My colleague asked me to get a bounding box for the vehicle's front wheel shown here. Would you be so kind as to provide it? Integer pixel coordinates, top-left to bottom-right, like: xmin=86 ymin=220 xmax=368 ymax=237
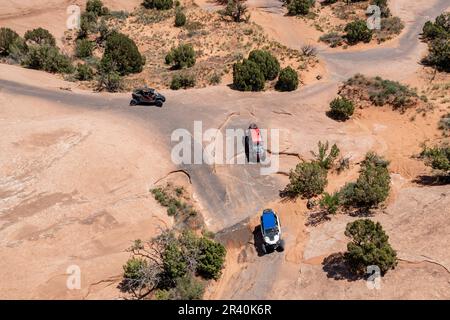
xmin=130 ymin=99 xmax=137 ymax=106
xmin=155 ymin=100 xmax=163 ymax=107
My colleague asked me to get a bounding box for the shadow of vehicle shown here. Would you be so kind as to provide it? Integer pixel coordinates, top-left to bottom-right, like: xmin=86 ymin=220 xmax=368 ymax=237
xmin=244 ymin=135 xmax=250 ymax=163
xmin=413 ymin=175 xmax=450 ymax=186
xmin=252 ymin=226 xmax=267 ymax=257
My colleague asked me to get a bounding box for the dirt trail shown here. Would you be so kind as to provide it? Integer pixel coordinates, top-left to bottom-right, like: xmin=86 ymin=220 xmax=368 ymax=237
xmin=206 ymin=199 xmax=308 ymax=299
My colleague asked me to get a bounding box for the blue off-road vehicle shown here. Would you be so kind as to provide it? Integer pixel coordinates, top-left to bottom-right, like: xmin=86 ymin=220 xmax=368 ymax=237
xmin=260 ymin=209 xmax=284 ymax=254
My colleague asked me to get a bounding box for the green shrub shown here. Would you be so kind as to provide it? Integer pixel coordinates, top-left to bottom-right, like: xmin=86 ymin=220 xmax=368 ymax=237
xmin=163 ymin=241 xmax=188 ymax=279
xmin=97 ymin=18 xmax=112 ymax=43
xmin=78 ymin=11 xmax=98 ymax=38
xmin=170 ymin=73 xmax=196 ymax=89
xmin=155 ymin=275 xmax=204 ymax=300
xmin=7 ymin=36 xmax=28 ymax=63
xmin=166 ymin=203 xmax=176 ymax=216
xmin=328 ymin=97 xmax=354 ymax=120
xmin=340 ymin=152 xmax=391 ymax=208
xmin=75 ymin=63 xmax=94 ymax=80
xmin=232 ymin=59 xmax=265 ymax=91
xmin=424 ymin=38 xmax=450 ymax=72
xmin=97 ymin=57 xmax=123 ymax=91
xmin=369 ymin=78 xmax=417 ymax=108
xmin=197 ymin=237 xmax=226 ymax=280
xmin=422 ymin=12 xmax=449 ymax=40
xmin=311 ymin=140 xmax=340 ymax=170
xmin=343 ymin=74 xmax=418 ymax=110
xmin=171 ymin=275 xmax=205 ymax=300
xmin=165 ymin=43 xmax=196 ymax=69
xmin=380 ymin=16 xmax=404 ymax=36
xmin=143 ymin=0 xmax=174 ymax=10
xmin=220 ymin=0 xmax=250 ymax=23
xmin=421 ymin=13 xmax=449 ymax=71
xmin=24 ymin=28 xmax=56 ymax=46
xmin=319 ymin=192 xmax=340 ymax=215
xmin=75 ymin=38 xmax=94 ymax=58
xmin=344 ymin=219 xmax=397 ymax=275
xmin=344 ymin=20 xmax=373 ymax=45
xmin=319 ymin=32 xmax=344 ymax=47
xmin=23 ymin=45 xmax=74 ymax=73
xmin=286 ymin=161 xmax=328 ymax=198
xmin=102 ymin=31 xmax=145 ymax=75
xmin=97 ymin=70 xmax=122 ymax=91
xmin=275 ymin=66 xmax=299 ymax=91
xmin=175 ymin=10 xmax=186 ymax=27
xmin=123 ymin=257 xmax=148 ymax=281
xmin=154 ymin=289 xmax=172 ymax=300
xmin=0 ymin=27 xmax=20 ymax=56
xmin=209 ymin=72 xmax=222 ymax=85
xmin=376 ymin=17 xmax=405 ymax=43
xmin=422 ymin=21 xmax=444 ymax=40
xmin=248 ymin=49 xmax=279 ymax=80
xmin=123 ymin=230 xmax=226 ymax=300
xmin=86 ymin=0 xmax=109 ymax=16
xmin=421 ymin=144 xmax=450 ymax=173
xmin=434 ymin=12 xmax=450 ymax=31
xmin=287 ymin=0 xmax=315 ymax=16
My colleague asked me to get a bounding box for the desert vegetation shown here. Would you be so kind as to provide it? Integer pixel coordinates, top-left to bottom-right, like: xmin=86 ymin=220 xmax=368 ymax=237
xmin=339 ymin=152 xmax=391 ymax=209
xmin=420 ymin=144 xmax=450 ymax=177
xmin=120 ymin=183 xmax=226 ymax=300
xmin=275 ymin=66 xmax=299 ymax=91
xmin=165 ymin=43 xmax=196 ymax=69
xmin=287 ymin=0 xmax=316 ymax=16
xmin=0 ymin=26 xmax=73 ymax=74
xmin=121 ymin=229 xmax=226 ymax=299
xmin=334 ymin=74 xmax=424 ymax=114
xmin=219 ymin=0 xmax=250 ymax=23
xmin=143 ymin=0 xmax=174 ymax=10
xmin=233 ymin=49 xmax=300 ymax=91
xmin=0 ymin=1 xmax=149 ymax=91
xmin=0 ymin=0 xmax=321 ymax=91
xmin=327 ymin=97 xmax=354 ymax=120
xmin=151 ymin=183 xmax=203 ymax=229
xmin=344 ymin=19 xmax=372 ymax=44
xmin=344 ymin=219 xmax=397 ymax=275
xmin=305 ymin=150 xmax=391 ymax=224
xmin=309 ymin=0 xmax=404 ymax=47
xmin=421 ymin=12 xmax=449 ymax=72
xmin=284 ymin=141 xmax=340 ymax=198
xmin=327 ymin=74 xmax=426 ymax=121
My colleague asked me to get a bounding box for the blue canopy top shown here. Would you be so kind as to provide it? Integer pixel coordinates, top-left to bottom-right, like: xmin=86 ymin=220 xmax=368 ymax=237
xmin=262 ymin=211 xmax=276 ymax=229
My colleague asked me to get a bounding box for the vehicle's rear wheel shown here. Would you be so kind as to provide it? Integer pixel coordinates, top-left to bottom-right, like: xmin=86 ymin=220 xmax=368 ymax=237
xmin=130 ymin=99 xmax=137 ymax=106
xmin=277 ymin=240 xmax=285 ymax=252
xmin=262 ymin=244 xmax=267 ymax=254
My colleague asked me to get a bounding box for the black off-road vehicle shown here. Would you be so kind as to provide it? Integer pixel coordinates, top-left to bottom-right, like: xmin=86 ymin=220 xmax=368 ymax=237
xmin=130 ymin=87 xmax=166 ymax=107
